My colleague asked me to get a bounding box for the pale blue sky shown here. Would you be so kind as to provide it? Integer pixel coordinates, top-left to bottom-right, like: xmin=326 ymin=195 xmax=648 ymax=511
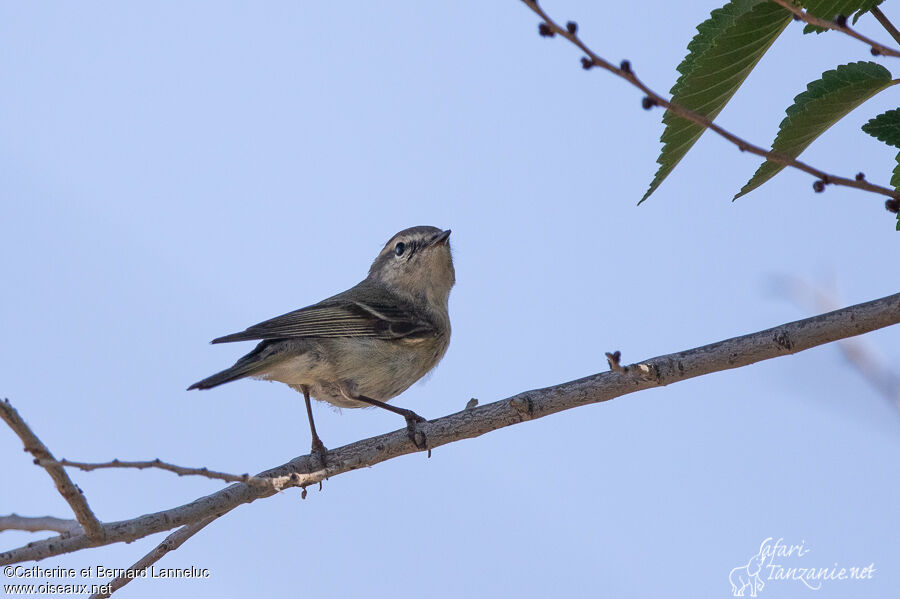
xmin=2 ymin=2 xmax=899 ymax=598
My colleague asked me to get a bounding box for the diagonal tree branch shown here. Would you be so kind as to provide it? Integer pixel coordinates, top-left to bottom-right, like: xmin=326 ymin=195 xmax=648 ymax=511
xmin=3 ymin=291 xmax=898 ymax=567
xmin=0 ymin=400 xmax=105 ymax=541
xmin=769 ymin=0 xmax=900 ymax=58
xmin=871 ymin=6 xmax=900 ymax=47
xmin=521 ymin=0 xmax=900 ymax=202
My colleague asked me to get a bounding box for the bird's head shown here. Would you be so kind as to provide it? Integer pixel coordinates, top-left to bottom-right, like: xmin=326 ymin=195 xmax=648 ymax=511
xmin=368 ymin=226 xmax=455 ymax=308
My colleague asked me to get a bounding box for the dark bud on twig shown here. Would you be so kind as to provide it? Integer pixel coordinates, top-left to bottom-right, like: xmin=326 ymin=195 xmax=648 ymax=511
xmin=855 ymin=172 xmax=866 ymax=181
xmin=872 ymin=47 xmax=882 ymax=56
xmin=620 ymin=59 xmax=632 ymax=74
xmin=835 ymin=14 xmax=847 ymax=27
xmin=886 ymin=199 xmax=900 ymax=213
xmin=581 ymin=56 xmax=594 ymax=70
xmin=813 ymin=180 xmax=826 ymax=193
xmin=792 ymin=14 xmax=801 ymax=21
xmin=538 ymin=23 xmax=554 ymax=37
xmin=641 ymin=96 xmax=657 ymax=110
xmin=566 ymin=21 xmax=578 ymax=34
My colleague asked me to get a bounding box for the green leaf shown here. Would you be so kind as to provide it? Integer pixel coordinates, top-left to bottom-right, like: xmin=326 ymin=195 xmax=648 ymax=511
xmin=862 ymin=108 xmax=900 ymax=147
xmin=735 ymin=61 xmax=894 ymax=200
xmin=642 ymin=0 xmax=791 ymax=203
xmin=851 ymin=0 xmax=885 ymax=24
xmin=862 ymin=111 xmax=900 ymax=230
xmin=800 ymin=0 xmax=884 ymax=33
xmin=891 ymin=152 xmax=900 ymax=231
xmin=876 ymin=149 xmax=900 ymax=231
xmin=892 ymin=151 xmax=900 ymax=188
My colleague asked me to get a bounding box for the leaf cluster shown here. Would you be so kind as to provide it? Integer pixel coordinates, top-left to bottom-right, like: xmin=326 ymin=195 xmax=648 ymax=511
xmin=643 ymin=0 xmax=900 ymax=228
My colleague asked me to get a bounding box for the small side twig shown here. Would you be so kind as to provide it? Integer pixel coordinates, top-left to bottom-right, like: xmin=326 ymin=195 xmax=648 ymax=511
xmin=871 ymin=6 xmax=900 ymax=47
xmin=0 ymin=399 xmax=105 ymax=541
xmin=521 ymin=1 xmax=900 ymax=202
xmin=41 ymin=458 xmax=268 ymax=486
xmin=0 ymin=514 xmax=81 ymax=535
xmin=605 ymin=351 xmax=629 ymax=373
xmin=769 ymin=0 xmax=900 ymax=57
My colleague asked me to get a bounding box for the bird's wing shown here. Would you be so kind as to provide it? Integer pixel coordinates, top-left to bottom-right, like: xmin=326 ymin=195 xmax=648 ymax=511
xmin=211 ymin=299 xmax=436 ymax=344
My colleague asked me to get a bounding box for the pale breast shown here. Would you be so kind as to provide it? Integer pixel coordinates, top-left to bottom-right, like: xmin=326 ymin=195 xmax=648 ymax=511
xmin=253 ymin=334 xmax=450 ymax=409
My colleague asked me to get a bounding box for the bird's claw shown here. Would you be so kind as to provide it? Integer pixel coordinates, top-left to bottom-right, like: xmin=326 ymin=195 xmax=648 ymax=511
xmin=403 ymin=412 xmax=428 ymax=450
xmin=310 ymin=437 xmax=328 ymax=468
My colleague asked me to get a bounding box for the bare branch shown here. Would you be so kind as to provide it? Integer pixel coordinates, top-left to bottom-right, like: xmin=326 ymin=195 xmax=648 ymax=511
xmin=521 ymin=1 xmax=900 ymax=202
xmin=41 ymin=458 xmax=267 ymax=486
xmin=768 ymin=0 xmax=900 ymax=57
xmin=0 ymin=515 xmax=81 ymax=535
xmin=3 ymin=291 xmax=898 ymax=566
xmin=0 ymin=400 xmax=105 ymax=541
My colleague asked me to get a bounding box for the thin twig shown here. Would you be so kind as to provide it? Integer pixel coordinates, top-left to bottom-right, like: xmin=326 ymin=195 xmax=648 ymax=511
xmin=41 ymin=458 xmax=268 ymax=486
xmin=0 ymin=514 xmax=81 ymax=535
xmin=89 ymin=517 xmax=220 ymax=599
xmin=3 ymin=291 xmax=898 ymax=567
xmin=521 ymin=1 xmax=900 ymax=201
xmin=871 ymin=6 xmax=900 ymax=47
xmin=768 ymin=0 xmax=900 ymax=57
xmin=0 ymin=399 xmax=105 ymax=541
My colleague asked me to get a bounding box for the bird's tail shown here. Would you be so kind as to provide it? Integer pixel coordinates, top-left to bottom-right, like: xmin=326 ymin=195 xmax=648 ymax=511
xmin=187 ymin=342 xmax=271 ymax=390
xmin=187 ymin=366 xmax=251 ymax=390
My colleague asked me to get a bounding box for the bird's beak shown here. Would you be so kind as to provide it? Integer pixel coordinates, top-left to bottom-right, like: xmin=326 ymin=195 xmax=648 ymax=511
xmin=430 ymin=229 xmax=451 ymax=246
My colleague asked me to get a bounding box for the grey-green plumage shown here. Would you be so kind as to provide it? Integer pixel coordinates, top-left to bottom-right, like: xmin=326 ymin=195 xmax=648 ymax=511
xmin=188 ymin=226 xmax=454 ymax=439
xmin=207 ymin=281 xmax=437 ymax=344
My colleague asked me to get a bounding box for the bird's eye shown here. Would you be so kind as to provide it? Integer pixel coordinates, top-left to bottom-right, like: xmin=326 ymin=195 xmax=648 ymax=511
xmin=394 ymin=242 xmax=406 ymax=257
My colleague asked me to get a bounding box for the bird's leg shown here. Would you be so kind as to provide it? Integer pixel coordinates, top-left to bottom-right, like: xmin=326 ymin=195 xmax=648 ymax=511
xmin=302 ymin=386 xmax=328 ymax=466
xmin=353 ymin=395 xmax=428 ymax=450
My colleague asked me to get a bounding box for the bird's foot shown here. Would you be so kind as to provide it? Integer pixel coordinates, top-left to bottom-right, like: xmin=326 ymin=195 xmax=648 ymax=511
xmin=402 ymin=410 xmax=428 ymax=450
xmin=310 ymin=437 xmax=328 ymax=468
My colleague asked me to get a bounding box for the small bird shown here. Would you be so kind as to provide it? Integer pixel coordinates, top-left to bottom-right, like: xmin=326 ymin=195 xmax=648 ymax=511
xmin=188 ymin=226 xmax=454 ymax=457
